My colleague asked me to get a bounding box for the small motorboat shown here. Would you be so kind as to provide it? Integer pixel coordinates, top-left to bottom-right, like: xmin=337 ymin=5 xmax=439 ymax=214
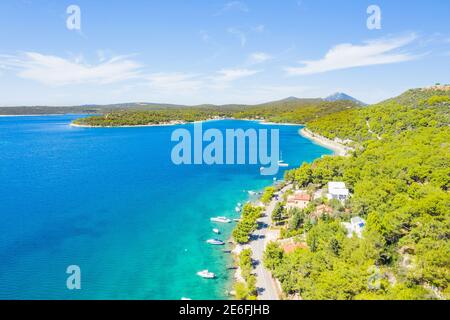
xmin=181 ymin=297 xmax=191 ymax=300
xmin=197 ymin=270 xmax=216 ymax=279
xmin=207 ymin=239 xmax=225 ymax=245
xmin=212 ymin=228 xmax=220 ymax=234
xmin=210 ymin=216 xmax=231 ymax=223
xmin=278 ymin=161 xmax=289 ymax=167
xmin=235 ymin=206 xmax=241 ymax=213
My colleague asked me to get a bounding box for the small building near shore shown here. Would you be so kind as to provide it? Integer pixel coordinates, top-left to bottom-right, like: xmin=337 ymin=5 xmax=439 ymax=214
xmin=327 ymin=182 xmax=350 ymax=202
xmin=342 ymin=217 xmax=366 ymax=238
xmin=286 ymin=191 xmax=311 ymax=211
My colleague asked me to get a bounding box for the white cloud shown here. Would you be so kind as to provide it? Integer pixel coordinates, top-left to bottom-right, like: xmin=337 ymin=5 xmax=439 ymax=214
xmin=249 ymin=52 xmax=272 ymax=64
xmin=0 ymin=52 xmax=142 ymax=86
xmin=286 ymin=34 xmax=418 ymax=75
xmin=214 ymin=68 xmax=261 ymax=82
xmin=215 ymin=1 xmax=248 ymax=15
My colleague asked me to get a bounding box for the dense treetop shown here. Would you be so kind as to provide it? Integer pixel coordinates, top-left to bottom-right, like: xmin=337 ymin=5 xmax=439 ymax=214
xmin=267 ymin=89 xmax=449 ymax=300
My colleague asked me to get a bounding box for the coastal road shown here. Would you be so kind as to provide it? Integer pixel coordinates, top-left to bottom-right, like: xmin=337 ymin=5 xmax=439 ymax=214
xmin=250 ymin=184 xmax=292 ymax=300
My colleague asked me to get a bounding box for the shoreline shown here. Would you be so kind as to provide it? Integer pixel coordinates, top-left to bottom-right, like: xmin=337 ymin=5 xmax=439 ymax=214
xmin=71 ymin=118 xmax=305 ymax=128
xmin=299 ymin=128 xmax=352 ymax=157
xmin=229 ymin=128 xmax=348 ymax=300
xmin=70 ymin=121 xmax=187 ymax=128
xmin=70 ymin=118 xmax=229 ymax=128
xmin=258 ymin=121 xmax=303 ymax=126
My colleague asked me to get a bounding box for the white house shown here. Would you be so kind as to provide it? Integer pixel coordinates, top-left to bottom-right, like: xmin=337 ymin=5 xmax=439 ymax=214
xmin=327 ymin=182 xmax=349 ymax=202
xmin=342 ymin=217 xmax=366 ymax=238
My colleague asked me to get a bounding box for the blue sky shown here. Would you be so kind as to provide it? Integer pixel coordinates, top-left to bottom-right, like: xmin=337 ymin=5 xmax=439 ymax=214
xmin=0 ymin=0 xmax=449 ymax=106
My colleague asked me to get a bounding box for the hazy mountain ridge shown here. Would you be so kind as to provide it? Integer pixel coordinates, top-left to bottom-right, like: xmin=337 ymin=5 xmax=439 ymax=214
xmin=325 ymin=92 xmax=366 ymax=105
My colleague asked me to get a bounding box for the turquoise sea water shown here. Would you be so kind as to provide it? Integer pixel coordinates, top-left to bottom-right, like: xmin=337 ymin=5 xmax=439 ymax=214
xmin=0 ymin=115 xmax=332 ymax=300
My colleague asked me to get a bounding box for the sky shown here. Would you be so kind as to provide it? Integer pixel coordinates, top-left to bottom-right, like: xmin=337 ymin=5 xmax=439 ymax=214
xmin=0 ymin=0 xmax=449 ymax=106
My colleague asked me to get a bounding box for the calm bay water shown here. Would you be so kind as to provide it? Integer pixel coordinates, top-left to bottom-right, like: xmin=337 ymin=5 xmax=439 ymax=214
xmin=0 ymin=115 xmax=332 ymax=300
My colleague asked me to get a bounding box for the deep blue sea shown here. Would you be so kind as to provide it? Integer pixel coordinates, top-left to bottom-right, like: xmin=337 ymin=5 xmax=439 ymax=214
xmin=0 ymin=115 xmax=332 ymax=300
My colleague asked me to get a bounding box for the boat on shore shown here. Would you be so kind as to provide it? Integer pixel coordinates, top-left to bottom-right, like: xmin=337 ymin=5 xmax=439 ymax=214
xmin=210 ymin=216 xmax=231 ymax=223
xmin=197 ymin=270 xmax=216 ymax=279
xmin=206 ymin=239 xmax=225 ymax=245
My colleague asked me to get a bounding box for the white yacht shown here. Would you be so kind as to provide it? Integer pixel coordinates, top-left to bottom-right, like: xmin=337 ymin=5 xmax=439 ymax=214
xmin=197 ymin=270 xmax=216 ymax=279
xmin=206 ymin=239 xmax=225 ymax=245
xmin=210 ymin=216 xmax=231 ymax=223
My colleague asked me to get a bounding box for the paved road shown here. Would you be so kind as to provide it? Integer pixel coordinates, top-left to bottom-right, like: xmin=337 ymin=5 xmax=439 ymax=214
xmin=250 ymin=184 xmax=292 ymax=300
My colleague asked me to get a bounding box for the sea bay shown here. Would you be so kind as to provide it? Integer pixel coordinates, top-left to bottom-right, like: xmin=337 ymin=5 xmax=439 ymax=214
xmin=0 ymin=115 xmax=332 ymax=299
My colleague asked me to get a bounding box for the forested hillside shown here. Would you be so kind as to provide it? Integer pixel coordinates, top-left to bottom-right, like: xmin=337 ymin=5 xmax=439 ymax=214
xmin=264 ymin=89 xmax=450 ymax=300
xmin=72 ymin=99 xmax=360 ymax=127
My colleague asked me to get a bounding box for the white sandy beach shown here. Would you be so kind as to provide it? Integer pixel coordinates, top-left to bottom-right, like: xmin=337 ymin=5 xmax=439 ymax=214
xmin=69 ymin=120 xmax=187 ymax=128
xmin=70 ymin=117 xmax=232 ymax=128
xmin=299 ymin=128 xmax=353 ymax=156
xmin=258 ymin=121 xmax=302 ymax=126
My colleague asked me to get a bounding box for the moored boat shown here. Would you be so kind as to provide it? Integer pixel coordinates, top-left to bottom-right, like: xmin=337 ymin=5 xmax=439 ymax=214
xmin=197 ymin=270 xmax=216 ymax=279
xmin=206 ymin=239 xmax=225 ymax=245
xmin=210 ymin=216 xmax=231 ymax=223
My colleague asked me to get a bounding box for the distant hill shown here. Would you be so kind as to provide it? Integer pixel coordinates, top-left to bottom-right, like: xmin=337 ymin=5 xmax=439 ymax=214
xmin=0 ymin=96 xmax=354 ymax=116
xmin=325 ymin=92 xmax=366 ymax=105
